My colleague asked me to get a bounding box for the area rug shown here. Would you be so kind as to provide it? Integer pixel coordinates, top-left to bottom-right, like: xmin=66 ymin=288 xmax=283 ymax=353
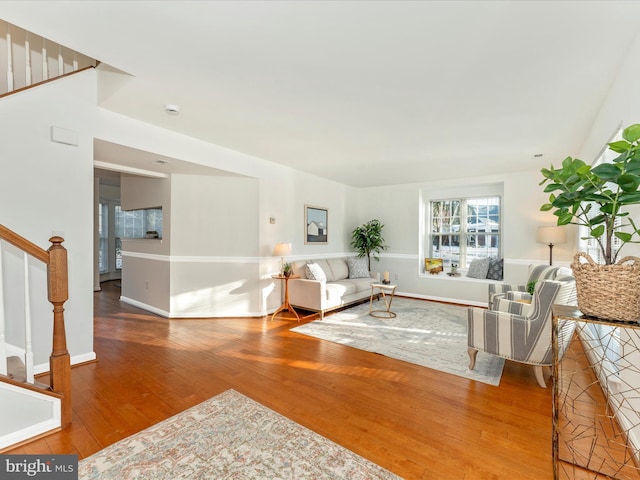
xmin=291 ymin=298 xmax=504 ymax=386
xmin=78 ymin=389 xmax=400 ymax=479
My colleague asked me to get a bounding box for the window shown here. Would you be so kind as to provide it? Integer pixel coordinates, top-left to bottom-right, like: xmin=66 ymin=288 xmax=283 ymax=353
xmin=98 ymin=202 xmax=109 ymax=273
xmin=430 ymin=196 xmax=501 ymax=267
xmin=115 ymin=206 xmax=163 ymax=240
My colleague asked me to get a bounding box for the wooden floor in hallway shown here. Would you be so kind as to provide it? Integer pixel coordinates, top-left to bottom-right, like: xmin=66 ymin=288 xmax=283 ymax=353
xmin=7 ymin=281 xmax=555 ymax=479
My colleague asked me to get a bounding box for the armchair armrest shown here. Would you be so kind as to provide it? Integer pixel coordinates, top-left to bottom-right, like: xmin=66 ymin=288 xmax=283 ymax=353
xmin=493 ymin=297 xmax=532 ymax=316
xmin=488 ymin=283 xmax=526 ymax=309
xmin=468 ymin=307 xmax=537 ymax=361
xmin=505 ymin=291 xmax=532 ymax=301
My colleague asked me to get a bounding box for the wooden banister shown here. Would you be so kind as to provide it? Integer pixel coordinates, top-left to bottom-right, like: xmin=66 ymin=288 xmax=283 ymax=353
xmin=0 ymin=225 xmax=49 ymax=264
xmin=0 ymin=225 xmax=71 ymax=427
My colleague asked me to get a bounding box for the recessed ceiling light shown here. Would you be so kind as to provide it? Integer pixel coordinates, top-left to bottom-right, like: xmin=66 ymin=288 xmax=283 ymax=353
xmin=153 ymin=159 xmax=170 ymax=165
xmin=534 ymin=153 xmax=543 ymax=158
xmin=164 ymin=104 xmax=180 ymax=115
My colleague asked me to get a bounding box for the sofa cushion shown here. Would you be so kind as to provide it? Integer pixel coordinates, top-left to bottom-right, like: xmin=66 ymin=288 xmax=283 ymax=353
xmin=467 ymin=257 xmax=490 ymax=279
xmin=305 ymin=263 xmax=327 ymax=282
xmin=315 ymin=259 xmax=334 ymax=281
xmin=326 ymin=281 xmax=357 ymax=299
xmin=327 ymin=258 xmax=349 ymax=281
xmin=347 ymin=257 xmax=370 ymax=279
xmin=351 ymin=277 xmax=376 ymax=293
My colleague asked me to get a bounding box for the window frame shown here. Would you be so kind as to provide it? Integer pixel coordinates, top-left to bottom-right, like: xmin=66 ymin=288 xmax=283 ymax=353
xmin=428 ymin=195 xmax=502 ymax=269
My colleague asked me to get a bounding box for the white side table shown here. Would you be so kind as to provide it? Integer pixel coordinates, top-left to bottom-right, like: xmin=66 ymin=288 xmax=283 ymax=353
xmin=369 ymin=283 xmax=397 ymax=318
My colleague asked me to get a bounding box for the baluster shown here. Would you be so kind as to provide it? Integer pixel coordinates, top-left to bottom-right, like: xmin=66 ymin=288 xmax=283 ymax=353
xmin=73 ymin=52 xmax=78 ymax=71
xmin=6 ymin=24 xmax=13 ymax=91
xmin=0 ymin=243 xmax=6 ymax=376
xmin=23 ymin=252 xmax=34 ymax=383
xmin=42 ymin=38 xmax=48 ymax=80
xmin=57 ymin=45 xmax=63 ymax=76
xmin=25 ymin=31 xmax=32 ymax=86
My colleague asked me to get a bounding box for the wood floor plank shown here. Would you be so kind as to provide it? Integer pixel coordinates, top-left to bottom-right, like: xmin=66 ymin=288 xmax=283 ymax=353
xmin=6 ymin=281 xmax=556 ymax=479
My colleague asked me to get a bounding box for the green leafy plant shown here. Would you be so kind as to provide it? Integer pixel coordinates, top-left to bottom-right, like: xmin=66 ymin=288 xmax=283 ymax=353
xmin=282 ymin=262 xmax=292 ymax=277
xmin=540 ymin=124 xmax=640 ymax=265
xmin=527 ymin=280 xmax=537 ymax=295
xmin=350 ymin=219 xmax=389 ymax=271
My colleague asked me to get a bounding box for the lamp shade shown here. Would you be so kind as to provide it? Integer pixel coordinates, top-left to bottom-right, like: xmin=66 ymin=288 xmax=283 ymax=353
xmin=536 ymin=226 xmax=567 ymax=245
xmin=273 ymin=243 xmax=292 ymax=257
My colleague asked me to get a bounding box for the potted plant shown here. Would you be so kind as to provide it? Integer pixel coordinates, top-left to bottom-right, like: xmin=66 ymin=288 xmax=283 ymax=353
xmin=350 ymin=219 xmax=389 ymax=271
xmin=282 ymin=262 xmax=293 ymax=278
xmin=539 ymin=123 xmax=640 ymax=320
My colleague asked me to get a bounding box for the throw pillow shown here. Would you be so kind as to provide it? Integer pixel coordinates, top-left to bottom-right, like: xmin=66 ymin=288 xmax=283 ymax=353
xmin=466 ymin=257 xmax=490 ymax=279
xmin=305 ymin=263 xmax=327 ymax=282
xmin=486 ymin=258 xmax=504 ymax=280
xmin=347 ymin=257 xmax=370 ymax=279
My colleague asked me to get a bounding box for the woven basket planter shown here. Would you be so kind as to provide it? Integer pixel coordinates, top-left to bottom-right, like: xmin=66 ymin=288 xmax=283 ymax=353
xmin=571 ymin=252 xmax=640 ymax=321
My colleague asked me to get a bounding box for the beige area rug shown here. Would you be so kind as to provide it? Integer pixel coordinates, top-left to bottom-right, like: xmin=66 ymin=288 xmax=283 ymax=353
xmin=79 ymin=389 xmax=400 ymax=479
xmin=292 ymin=297 xmax=505 ymax=386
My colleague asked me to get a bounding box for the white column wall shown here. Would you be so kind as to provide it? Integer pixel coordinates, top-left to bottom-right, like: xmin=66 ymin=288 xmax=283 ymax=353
xmin=0 ymin=69 xmax=96 ymax=368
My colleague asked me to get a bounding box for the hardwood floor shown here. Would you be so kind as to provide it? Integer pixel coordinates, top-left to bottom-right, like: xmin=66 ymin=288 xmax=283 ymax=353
xmin=7 ymin=281 xmax=554 ymax=479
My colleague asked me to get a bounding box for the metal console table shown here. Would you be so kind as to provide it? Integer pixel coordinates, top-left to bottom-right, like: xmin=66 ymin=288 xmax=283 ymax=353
xmin=552 ymin=305 xmax=640 ymax=480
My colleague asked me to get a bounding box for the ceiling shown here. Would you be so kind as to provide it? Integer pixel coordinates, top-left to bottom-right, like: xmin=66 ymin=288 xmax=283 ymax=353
xmin=3 ymin=1 xmax=640 ymax=187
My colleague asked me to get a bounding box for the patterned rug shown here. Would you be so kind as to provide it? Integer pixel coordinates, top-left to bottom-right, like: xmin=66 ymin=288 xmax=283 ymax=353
xmin=78 ymin=389 xmax=400 ymax=479
xmin=291 ymin=298 xmax=504 ymax=386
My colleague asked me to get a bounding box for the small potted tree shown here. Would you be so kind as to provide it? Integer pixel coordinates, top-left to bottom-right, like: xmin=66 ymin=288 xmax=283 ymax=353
xmin=539 ymin=123 xmax=640 ymax=320
xmin=350 ymin=219 xmax=388 ymax=271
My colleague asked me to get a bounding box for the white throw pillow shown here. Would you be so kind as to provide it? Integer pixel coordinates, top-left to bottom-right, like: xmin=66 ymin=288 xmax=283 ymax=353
xmin=305 ymin=263 xmax=327 ymax=282
xmin=347 ymin=257 xmax=370 ymax=279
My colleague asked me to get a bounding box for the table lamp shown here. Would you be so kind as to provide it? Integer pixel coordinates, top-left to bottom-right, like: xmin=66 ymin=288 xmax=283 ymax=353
xmin=273 ymin=243 xmax=292 ymax=274
xmin=536 ymin=226 xmax=566 ymax=265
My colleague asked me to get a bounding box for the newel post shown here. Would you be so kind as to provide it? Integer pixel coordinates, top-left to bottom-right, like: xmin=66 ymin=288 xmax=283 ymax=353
xmin=47 ymin=236 xmax=71 ymax=427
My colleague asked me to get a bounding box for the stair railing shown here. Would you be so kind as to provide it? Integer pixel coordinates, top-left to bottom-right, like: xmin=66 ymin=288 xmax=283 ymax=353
xmin=0 ymin=224 xmax=71 ymax=427
xmin=1 ymin=18 xmax=96 ymax=97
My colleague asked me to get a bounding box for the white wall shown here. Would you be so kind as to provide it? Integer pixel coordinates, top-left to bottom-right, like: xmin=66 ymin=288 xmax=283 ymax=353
xmin=92 ymin=103 xmax=356 ymax=317
xmin=0 ymin=70 xmax=96 ymax=368
xmin=169 ymin=174 xmax=261 ymax=317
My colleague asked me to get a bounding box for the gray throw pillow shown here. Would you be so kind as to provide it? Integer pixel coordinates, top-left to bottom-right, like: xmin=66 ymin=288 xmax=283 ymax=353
xmin=486 ymin=258 xmax=504 ymax=280
xmin=347 ymin=257 xmax=370 ymax=279
xmin=466 ymin=257 xmax=491 ymax=279
xmin=305 ymin=263 xmax=327 ymax=282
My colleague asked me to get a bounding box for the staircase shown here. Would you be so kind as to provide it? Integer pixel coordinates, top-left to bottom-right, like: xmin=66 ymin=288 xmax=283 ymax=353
xmin=1 ymin=18 xmax=96 ymax=97
xmin=0 ymin=225 xmax=71 ymax=451
xmin=0 ymin=19 xmax=96 ymax=450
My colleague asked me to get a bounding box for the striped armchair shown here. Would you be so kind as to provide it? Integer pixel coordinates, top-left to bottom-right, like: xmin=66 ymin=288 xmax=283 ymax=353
xmin=468 ymin=278 xmax=577 ymax=388
xmin=488 ymin=264 xmax=572 ymax=309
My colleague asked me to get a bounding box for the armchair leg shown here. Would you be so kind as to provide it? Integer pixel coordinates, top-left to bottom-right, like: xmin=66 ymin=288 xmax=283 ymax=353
xmin=468 ymin=348 xmax=478 ymax=370
xmin=533 ymin=365 xmax=547 ymax=388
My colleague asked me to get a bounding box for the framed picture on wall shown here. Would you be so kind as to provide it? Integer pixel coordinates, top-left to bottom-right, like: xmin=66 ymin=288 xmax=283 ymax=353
xmin=305 ymin=205 xmax=328 ymax=244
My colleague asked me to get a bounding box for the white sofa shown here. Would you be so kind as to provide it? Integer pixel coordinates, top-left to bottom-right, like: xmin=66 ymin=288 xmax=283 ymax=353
xmin=288 ymin=257 xmax=380 ymax=319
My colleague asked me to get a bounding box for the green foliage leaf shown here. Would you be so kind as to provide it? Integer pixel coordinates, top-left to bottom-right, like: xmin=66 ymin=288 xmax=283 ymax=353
xmin=617 ymin=174 xmax=640 ymax=192
xmin=540 ymin=203 xmax=553 ymax=212
xmin=618 ymin=192 xmax=640 ymax=204
xmin=557 ymin=213 xmax=573 ymax=225
xmin=623 ymin=124 xmax=640 ymax=143
xmin=590 ymin=225 xmax=605 ymax=237
xmin=616 ymin=231 xmax=633 ymax=242
xmin=608 ymin=140 xmax=632 ymax=153
xmin=592 ymin=163 xmax=621 ymax=179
